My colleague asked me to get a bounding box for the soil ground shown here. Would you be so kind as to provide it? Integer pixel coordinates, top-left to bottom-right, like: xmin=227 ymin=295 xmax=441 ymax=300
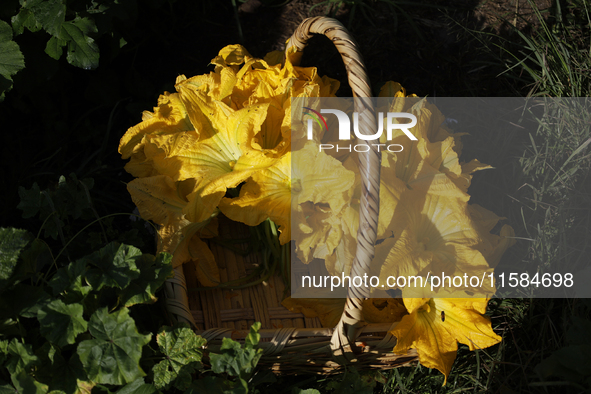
xmin=235 ymin=0 xmax=552 ymax=97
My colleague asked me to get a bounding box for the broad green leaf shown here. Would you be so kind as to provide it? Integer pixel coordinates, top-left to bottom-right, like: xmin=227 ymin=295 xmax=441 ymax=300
xmin=153 ymin=324 xmax=206 ymax=390
xmin=120 ymin=252 xmax=173 ymax=307
xmin=84 ymin=242 xmax=141 ymax=290
xmin=59 ymin=17 xmax=99 ymax=70
xmin=210 ymin=323 xmax=262 ymax=378
xmin=0 ymin=227 xmax=31 ymax=291
xmin=294 ymin=390 xmax=321 ymax=394
xmin=0 ymin=20 xmax=25 ymax=101
xmin=11 ymin=371 xmax=49 ymax=394
xmin=0 ymin=340 xmax=7 ymax=365
xmin=115 ymin=378 xmax=160 ymax=394
xmin=48 ymin=258 xmax=91 ymax=303
xmin=53 ymin=174 xmax=94 ymax=220
xmin=19 ymin=238 xmax=53 ymax=279
xmin=17 ymin=183 xmax=44 ymax=219
xmin=28 ymin=0 xmax=66 ymax=36
xmin=45 ymin=36 xmax=65 ymax=60
xmin=38 ymin=299 xmax=87 ymax=347
xmin=210 ymin=339 xmax=244 ymax=376
xmin=77 ymin=307 xmax=151 ymax=385
xmin=6 ymin=339 xmax=40 ymax=375
xmin=11 ymin=8 xmax=42 ymax=35
xmin=0 ymin=382 xmax=14 ymax=394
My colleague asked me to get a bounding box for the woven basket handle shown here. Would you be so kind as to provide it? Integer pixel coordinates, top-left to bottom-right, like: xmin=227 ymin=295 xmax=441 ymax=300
xmin=286 ymin=17 xmax=381 ymax=362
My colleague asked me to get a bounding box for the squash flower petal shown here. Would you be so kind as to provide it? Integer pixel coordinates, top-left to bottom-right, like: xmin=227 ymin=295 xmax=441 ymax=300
xmin=391 ymin=297 xmax=501 ymax=384
xmin=219 ymin=153 xmax=292 ymax=244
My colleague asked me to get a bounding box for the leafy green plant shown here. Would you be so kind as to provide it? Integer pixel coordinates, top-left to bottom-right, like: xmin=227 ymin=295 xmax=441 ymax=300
xmin=0 ymin=19 xmax=25 ymax=101
xmin=0 ymin=227 xmax=173 ymax=392
xmin=187 ymin=323 xmax=264 ymax=393
xmin=1 ymin=174 xmax=274 ymax=393
xmin=10 ymin=0 xmax=136 ymax=71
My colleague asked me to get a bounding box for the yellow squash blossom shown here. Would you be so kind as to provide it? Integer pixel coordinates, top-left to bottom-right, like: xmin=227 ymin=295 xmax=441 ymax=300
xmin=126 ymin=175 xmax=220 ymax=286
xmin=219 ymin=153 xmax=292 ymax=244
xmin=391 ymin=297 xmax=502 ymax=384
xmin=371 ymin=189 xmax=496 ymax=296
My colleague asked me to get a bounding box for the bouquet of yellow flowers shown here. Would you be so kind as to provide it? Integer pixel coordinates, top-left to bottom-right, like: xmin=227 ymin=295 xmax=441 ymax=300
xmin=119 ymin=35 xmax=514 ymax=381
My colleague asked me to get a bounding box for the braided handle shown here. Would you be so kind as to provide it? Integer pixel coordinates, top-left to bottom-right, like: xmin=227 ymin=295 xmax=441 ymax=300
xmin=286 ymin=17 xmax=382 ymax=362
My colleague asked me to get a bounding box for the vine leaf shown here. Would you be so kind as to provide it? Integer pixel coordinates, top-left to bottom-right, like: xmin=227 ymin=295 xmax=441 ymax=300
xmin=60 ymin=18 xmax=99 ymax=70
xmin=37 ymin=299 xmax=87 ymax=347
xmin=77 ymin=307 xmax=151 ymax=385
xmin=5 ymin=339 xmax=40 ymax=375
xmin=0 ymin=228 xmax=31 ymax=291
xmin=210 ymin=322 xmax=262 ymax=377
xmin=120 ymin=252 xmax=173 ymax=307
xmin=48 ymin=258 xmax=91 ymax=303
xmin=84 ymin=242 xmax=141 ymax=290
xmin=0 ymin=20 xmax=25 ymax=101
xmin=11 ymin=0 xmax=100 ymax=70
xmin=152 ymin=324 xmax=206 ymax=390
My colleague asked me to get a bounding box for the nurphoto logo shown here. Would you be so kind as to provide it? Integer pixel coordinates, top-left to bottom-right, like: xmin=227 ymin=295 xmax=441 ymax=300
xmin=303 ymin=106 xmax=418 ymax=152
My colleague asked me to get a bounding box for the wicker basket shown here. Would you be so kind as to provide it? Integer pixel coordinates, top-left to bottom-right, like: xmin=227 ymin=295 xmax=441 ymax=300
xmin=164 ymin=16 xmax=418 ymax=375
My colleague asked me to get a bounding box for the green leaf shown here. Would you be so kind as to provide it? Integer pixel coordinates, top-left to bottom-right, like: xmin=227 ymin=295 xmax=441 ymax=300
xmin=0 ymin=340 xmax=8 ymax=365
xmin=45 ymin=36 xmax=65 ymax=60
xmin=77 ymin=307 xmax=151 ymax=385
xmin=115 ymin=378 xmax=160 ymax=394
xmin=120 ymin=252 xmax=173 ymax=307
xmin=153 ymin=324 xmax=206 ymax=390
xmin=11 ymin=371 xmax=49 ymax=394
xmin=245 ymin=322 xmax=261 ymax=349
xmin=0 ymin=20 xmax=25 ymax=101
xmin=59 ymin=17 xmax=99 ymax=70
xmin=84 ymin=242 xmax=141 ymax=290
xmin=209 ymin=323 xmax=263 ymax=378
xmin=293 ymin=390 xmax=321 ymax=394
xmin=0 ymin=227 xmax=32 ymax=291
xmin=49 ymin=258 xmax=91 ymax=303
xmin=0 ymin=382 xmax=15 ymax=394
xmin=29 ymin=0 xmax=66 ymax=36
xmin=17 ymin=183 xmax=44 ymax=219
xmin=5 ymin=339 xmax=40 ymax=375
xmin=11 ymin=8 xmax=42 ymax=35
xmin=53 ymin=174 xmax=94 ymax=220
xmin=38 ymin=299 xmax=87 ymax=347
xmin=19 ymin=238 xmax=53 ymax=279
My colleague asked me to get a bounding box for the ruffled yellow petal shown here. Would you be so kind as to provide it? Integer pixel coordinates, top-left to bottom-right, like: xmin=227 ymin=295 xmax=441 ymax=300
xmin=373 ymin=191 xmax=495 ymax=295
xmin=219 ymin=153 xmax=291 ymax=244
xmin=392 ymin=297 xmax=501 ymax=384
xmin=292 ymin=141 xmax=355 ymax=213
xmin=119 ymin=92 xmax=192 ymax=161
xmin=127 ymin=175 xmax=191 ymax=226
